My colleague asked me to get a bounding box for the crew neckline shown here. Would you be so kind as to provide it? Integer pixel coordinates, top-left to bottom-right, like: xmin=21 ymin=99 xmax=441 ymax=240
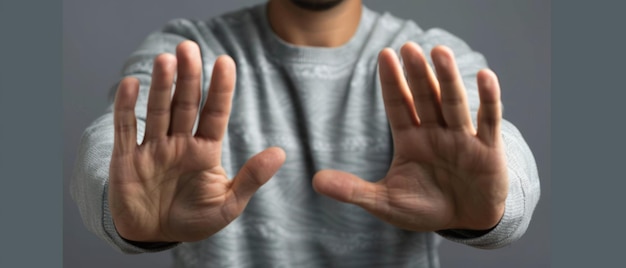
xmin=252 ymin=3 xmax=376 ymax=65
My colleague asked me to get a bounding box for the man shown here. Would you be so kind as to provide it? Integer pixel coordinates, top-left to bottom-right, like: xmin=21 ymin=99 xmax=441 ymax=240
xmin=71 ymin=0 xmax=540 ymax=267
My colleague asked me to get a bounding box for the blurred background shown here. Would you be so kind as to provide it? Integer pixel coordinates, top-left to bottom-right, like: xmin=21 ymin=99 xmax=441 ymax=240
xmin=63 ymin=0 xmax=550 ymax=267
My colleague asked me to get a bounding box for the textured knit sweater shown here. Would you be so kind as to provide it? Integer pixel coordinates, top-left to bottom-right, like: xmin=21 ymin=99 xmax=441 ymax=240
xmin=71 ymin=3 xmax=541 ymax=268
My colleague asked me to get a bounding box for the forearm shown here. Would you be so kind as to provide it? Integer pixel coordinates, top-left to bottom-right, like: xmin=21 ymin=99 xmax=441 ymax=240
xmin=71 ymin=111 xmax=149 ymax=253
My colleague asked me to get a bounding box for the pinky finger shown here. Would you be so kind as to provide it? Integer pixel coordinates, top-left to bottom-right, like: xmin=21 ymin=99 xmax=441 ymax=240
xmin=476 ymin=69 xmax=502 ymax=146
xmin=113 ymin=77 xmax=140 ymax=155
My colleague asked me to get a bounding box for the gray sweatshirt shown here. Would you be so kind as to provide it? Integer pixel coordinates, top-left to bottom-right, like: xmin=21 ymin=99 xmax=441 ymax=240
xmin=71 ymin=3 xmax=540 ymax=268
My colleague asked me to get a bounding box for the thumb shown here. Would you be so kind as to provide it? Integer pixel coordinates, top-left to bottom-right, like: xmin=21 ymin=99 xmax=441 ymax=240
xmin=312 ymin=170 xmax=385 ymax=211
xmin=230 ymin=147 xmax=286 ymax=205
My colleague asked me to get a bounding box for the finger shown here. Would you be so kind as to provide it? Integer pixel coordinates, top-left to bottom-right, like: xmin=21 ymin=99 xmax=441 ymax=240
xmin=476 ymin=69 xmax=502 ymax=145
xmin=196 ymin=55 xmax=236 ymax=141
xmin=312 ymin=170 xmax=386 ymax=213
xmin=169 ymin=41 xmax=202 ymax=135
xmin=400 ymin=42 xmax=445 ymax=127
xmin=378 ymin=48 xmax=419 ymax=132
xmin=143 ymin=53 xmax=177 ymax=141
xmin=113 ymin=77 xmax=140 ymax=155
xmin=230 ymin=147 xmax=286 ymax=206
xmin=431 ymin=46 xmax=474 ymax=132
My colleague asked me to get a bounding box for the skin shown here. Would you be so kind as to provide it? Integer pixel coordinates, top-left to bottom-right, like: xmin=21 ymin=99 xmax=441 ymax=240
xmin=267 ymin=0 xmax=361 ymax=47
xmin=109 ymin=0 xmax=508 ymax=243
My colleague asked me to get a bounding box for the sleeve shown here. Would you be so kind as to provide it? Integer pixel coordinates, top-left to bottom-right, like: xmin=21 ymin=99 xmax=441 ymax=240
xmin=69 ymin=18 xmax=220 ymax=254
xmin=413 ymin=28 xmax=541 ymax=249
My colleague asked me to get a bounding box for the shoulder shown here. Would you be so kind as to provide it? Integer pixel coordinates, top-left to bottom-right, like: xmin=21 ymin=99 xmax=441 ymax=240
xmin=157 ymin=5 xmax=257 ymax=40
xmin=130 ymin=5 xmax=262 ymax=61
xmin=363 ymin=6 xmax=476 ymax=57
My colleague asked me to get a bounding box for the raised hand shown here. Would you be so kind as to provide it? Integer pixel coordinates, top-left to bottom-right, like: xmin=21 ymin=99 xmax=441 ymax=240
xmin=313 ymin=42 xmax=508 ymax=232
xmin=108 ymin=41 xmax=285 ymax=243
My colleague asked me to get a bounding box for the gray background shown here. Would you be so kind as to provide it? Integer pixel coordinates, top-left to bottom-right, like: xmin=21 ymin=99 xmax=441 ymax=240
xmin=63 ymin=0 xmax=550 ymax=267
xmin=1 ymin=0 xmax=63 ymax=267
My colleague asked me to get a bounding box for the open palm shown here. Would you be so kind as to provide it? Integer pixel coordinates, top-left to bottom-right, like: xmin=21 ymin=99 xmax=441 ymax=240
xmin=108 ymin=41 xmax=285 ymax=243
xmin=314 ymin=42 xmax=508 ymax=232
